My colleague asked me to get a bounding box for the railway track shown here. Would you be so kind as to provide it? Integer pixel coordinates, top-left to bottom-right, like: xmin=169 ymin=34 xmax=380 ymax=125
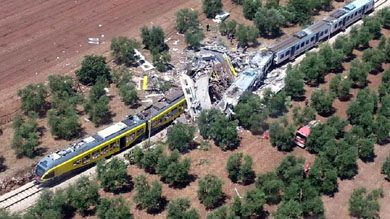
xmin=375 ymin=0 xmax=388 ymax=8
xmin=0 ymin=182 xmax=42 ymax=209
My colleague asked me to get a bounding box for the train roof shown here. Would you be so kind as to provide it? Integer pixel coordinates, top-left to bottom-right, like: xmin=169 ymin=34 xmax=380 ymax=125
xmin=303 ymin=21 xmax=329 ymax=35
xmin=270 ymin=20 xmax=329 ymax=53
xmin=38 ymin=116 xmax=145 ymax=171
xmin=270 ymin=35 xmax=300 ymax=53
xmin=136 ymin=88 xmax=184 ymax=120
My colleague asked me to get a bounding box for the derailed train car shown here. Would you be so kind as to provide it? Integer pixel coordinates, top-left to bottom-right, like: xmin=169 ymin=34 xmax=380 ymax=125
xmin=35 ymin=89 xmax=186 ymax=183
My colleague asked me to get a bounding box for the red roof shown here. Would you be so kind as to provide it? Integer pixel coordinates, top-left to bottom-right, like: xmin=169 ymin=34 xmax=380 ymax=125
xmin=298 ymin=126 xmax=311 ymax=136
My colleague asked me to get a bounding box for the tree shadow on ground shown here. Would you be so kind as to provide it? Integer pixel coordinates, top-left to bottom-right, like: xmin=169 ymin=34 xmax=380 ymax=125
xmin=361 ymin=154 xmax=377 ymax=163
xmin=112 ymin=176 xmax=134 ymax=195
xmin=0 ymin=156 xmax=7 ymax=172
xmin=140 ymin=196 xmax=168 ymax=215
xmin=318 ymin=107 xmax=336 ymax=118
xmin=168 ymin=174 xmax=198 ymax=190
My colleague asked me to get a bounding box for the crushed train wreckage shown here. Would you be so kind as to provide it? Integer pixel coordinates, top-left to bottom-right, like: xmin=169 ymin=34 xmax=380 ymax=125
xmin=180 ymin=41 xmax=283 ymax=119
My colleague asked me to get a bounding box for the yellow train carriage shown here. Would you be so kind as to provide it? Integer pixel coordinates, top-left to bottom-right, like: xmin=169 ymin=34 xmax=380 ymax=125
xmin=38 ymin=122 xmax=146 ymax=182
xmin=149 ymin=97 xmax=186 ymax=130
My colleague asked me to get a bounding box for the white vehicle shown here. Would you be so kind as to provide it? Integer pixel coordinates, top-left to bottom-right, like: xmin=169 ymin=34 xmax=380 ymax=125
xmin=213 ymin=12 xmax=230 ymax=23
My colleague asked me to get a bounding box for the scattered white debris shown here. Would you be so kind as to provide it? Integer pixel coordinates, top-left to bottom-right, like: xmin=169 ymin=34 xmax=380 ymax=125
xmin=142 ymin=99 xmax=153 ymax=103
xmin=56 ymin=56 xmax=60 ymax=59
xmin=98 ymin=24 xmax=102 ymax=28
xmin=173 ymin=40 xmax=179 ymax=45
xmin=84 ymin=118 xmax=90 ymax=122
xmin=213 ymin=12 xmax=230 ymax=23
xmin=235 ymin=188 xmax=242 ymax=199
xmin=88 ymin=37 xmax=100 ymax=45
xmin=104 ymin=88 xmax=109 ymax=93
xmin=101 ymin=34 xmax=105 ymax=38
xmin=172 ymin=48 xmax=178 ymax=52
xmin=145 ymin=94 xmax=163 ymax=98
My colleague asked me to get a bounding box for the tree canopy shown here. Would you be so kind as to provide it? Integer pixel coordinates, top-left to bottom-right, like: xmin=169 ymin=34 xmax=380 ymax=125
xmin=166 ymin=122 xmax=196 ymax=152
xmin=76 ymin=55 xmax=111 ymax=85
xmin=310 ymin=88 xmax=334 ymax=116
xmin=226 ymin=153 xmax=255 ymax=184
xmin=197 ymin=174 xmax=224 ymax=209
xmin=197 ymin=109 xmax=240 ymax=150
xmin=110 ymin=37 xmax=140 ymax=66
xmin=96 ymin=158 xmax=129 ymax=192
xmin=167 ymin=197 xmax=199 ymax=219
xmin=175 ymin=9 xmax=200 ymax=34
xmin=202 ymin=0 xmax=223 ymax=18
xmin=349 ymin=188 xmax=383 ymax=219
xmin=11 ymin=115 xmax=40 ymax=158
xmin=97 ymin=196 xmax=133 ymax=219
xmin=66 ymin=177 xmax=99 ymax=215
xmin=84 ymin=78 xmax=110 ymax=126
xmin=254 ymin=7 xmax=286 ymax=37
xmin=17 ymin=83 xmax=47 ymax=116
xmin=141 ymin=26 xmax=166 ymax=54
xmin=133 ymin=175 xmax=163 ymax=213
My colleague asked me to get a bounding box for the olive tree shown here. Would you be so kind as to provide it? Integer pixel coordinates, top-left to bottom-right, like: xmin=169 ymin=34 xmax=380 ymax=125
xmin=349 ymin=188 xmax=383 ymax=218
xmin=175 ymin=9 xmax=200 ymax=34
xmin=133 ymin=175 xmax=163 ymax=212
xmin=310 ymin=88 xmax=334 ymax=116
xmin=96 ymin=158 xmax=129 ymax=192
xmin=67 ymin=177 xmax=99 ymax=215
xmin=11 ymin=115 xmax=40 ymax=158
xmin=197 ymin=174 xmax=224 ymax=209
xmin=97 ymin=196 xmax=132 ymax=219
xmin=381 ymin=154 xmax=390 ymax=181
xmin=167 ymin=197 xmax=199 ymax=219
xmin=76 ymin=55 xmax=111 ymax=85
xmin=110 ymin=37 xmax=140 ymax=66
xmin=166 ymin=122 xmax=196 ymax=152
xmin=226 ymin=153 xmax=254 ymax=184
xmin=202 ymin=0 xmax=223 ymax=18
xmin=17 ymin=83 xmax=47 ymax=116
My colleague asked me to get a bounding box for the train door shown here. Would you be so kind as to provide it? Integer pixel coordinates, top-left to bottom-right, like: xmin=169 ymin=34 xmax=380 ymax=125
xmin=363 ymin=4 xmax=367 ymax=13
xmin=315 ymin=32 xmax=320 ymax=42
xmin=290 ymin=47 xmax=296 ymax=57
xmin=342 ymin=17 xmax=346 ymax=26
xmin=120 ymin=137 xmax=126 ymax=149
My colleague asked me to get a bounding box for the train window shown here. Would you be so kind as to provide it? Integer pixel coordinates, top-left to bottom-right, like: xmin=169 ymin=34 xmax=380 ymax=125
xmin=355 ymin=12 xmax=357 ymax=16
xmin=325 ymin=29 xmax=328 ymax=34
xmin=92 ymin=151 xmax=99 ymax=159
xmin=172 ymin=108 xmax=178 ymax=115
xmin=320 ymin=32 xmax=323 ymax=37
xmin=111 ymin=141 xmax=119 ymax=150
xmin=101 ymin=146 xmax=109 ymax=154
xmin=306 ymin=40 xmax=309 ymax=44
xmin=73 ymin=159 xmax=81 ymax=166
xmin=136 ymin=129 xmax=143 ymax=136
xmin=311 ymin=36 xmax=315 ymax=42
xmin=127 ymin=133 xmax=135 ymax=142
xmin=281 ymin=54 xmax=285 ymax=59
xmin=334 ymin=24 xmax=337 ymax=28
xmin=82 ymin=154 xmax=91 ymax=164
xmin=285 ymin=51 xmax=290 ymax=56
